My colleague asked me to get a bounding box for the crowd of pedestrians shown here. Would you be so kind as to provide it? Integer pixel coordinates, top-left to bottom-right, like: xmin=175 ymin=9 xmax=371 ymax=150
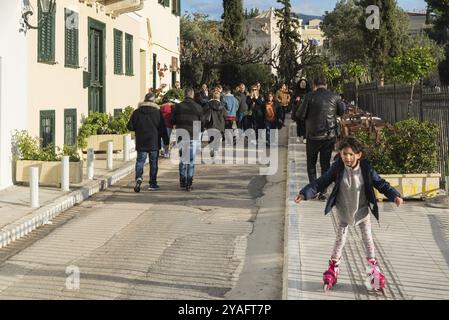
xmin=126 ymin=76 xmax=405 ymax=294
xmin=126 ymin=77 xmax=349 ymax=194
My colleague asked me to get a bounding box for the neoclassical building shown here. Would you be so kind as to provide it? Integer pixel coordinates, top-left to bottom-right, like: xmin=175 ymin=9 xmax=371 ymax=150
xmin=0 ymin=0 xmax=181 ymax=190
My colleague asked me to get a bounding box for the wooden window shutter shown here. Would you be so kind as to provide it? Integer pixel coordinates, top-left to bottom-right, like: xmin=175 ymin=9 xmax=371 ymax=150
xmin=38 ymin=5 xmax=56 ymax=63
xmin=64 ymin=109 xmax=77 ymax=146
xmin=65 ymin=9 xmax=79 ymax=67
xmin=40 ymin=110 xmax=55 ymax=149
xmin=125 ymin=33 xmax=133 ymax=75
xmin=114 ymin=29 xmax=123 ymax=74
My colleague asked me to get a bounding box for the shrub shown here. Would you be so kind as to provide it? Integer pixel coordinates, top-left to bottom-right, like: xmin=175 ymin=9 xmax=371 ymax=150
xmin=12 ymin=130 xmax=80 ymax=162
xmin=353 ymin=118 xmax=439 ymax=174
xmin=109 ymin=106 xmax=135 ymax=134
xmin=77 ymin=108 xmax=134 ymax=149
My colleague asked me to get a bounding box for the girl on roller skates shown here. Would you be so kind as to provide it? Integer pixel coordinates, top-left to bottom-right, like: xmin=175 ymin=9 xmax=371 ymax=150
xmin=294 ymin=137 xmax=403 ymax=293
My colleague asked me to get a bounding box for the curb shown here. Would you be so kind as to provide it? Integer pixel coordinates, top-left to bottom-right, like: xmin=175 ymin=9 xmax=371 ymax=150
xmin=0 ymin=162 xmax=135 ymax=249
xmin=282 ymin=122 xmax=303 ymax=300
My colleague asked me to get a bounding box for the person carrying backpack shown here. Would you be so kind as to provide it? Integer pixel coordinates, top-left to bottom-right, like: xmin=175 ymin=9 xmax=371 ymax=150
xmin=263 ymin=92 xmax=279 ymax=146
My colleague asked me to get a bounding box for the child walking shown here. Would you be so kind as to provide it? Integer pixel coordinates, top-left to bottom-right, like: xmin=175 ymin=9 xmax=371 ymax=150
xmin=294 ymin=136 xmax=403 ymax=293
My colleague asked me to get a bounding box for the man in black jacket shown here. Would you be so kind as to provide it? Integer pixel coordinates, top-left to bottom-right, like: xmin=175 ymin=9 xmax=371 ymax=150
xmin=127 ymin=93 xmax=169 ymax=192
xmin=171 ymin=87 xmax=203 ymax=191
xmin=297 ymin=76 xmax=346 ymax=200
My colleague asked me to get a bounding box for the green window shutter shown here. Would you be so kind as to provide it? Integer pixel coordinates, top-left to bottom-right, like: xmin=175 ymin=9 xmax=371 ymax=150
xmin=152 ymin=53 xmax=157 ymax=90
xmin=40 ymin=110 xmax=55 ymax=149
xmin=125 ymin=33 xmax=133 ymax=76
xmin=164 ymin=0 xmax=170 ymax=7
xmin=64 ymin=109 xmax=77 ymax=146
xmin=172 ymin=0 xmax=181 ymax=16
xmin=65 ymin=9 xmax=79 ymax=67
xmin=114 ymin=29 xmax=123 ymax=74
xmin=38 ymin=5 xmax=56 ymax=63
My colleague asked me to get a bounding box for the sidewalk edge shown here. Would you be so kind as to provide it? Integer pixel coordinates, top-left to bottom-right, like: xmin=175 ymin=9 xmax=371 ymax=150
xmin=282 ymin=122 xmax=303 ymax=300
xmin=0 ymin=162 xmax=135 ymax=249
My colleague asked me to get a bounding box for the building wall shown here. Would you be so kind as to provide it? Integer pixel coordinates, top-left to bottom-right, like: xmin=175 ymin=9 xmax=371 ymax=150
xmin=26 ymin=0 xmax=141 ymax=149
xmin=139 ymin=1 xmax=181 ymax=91
xmin=301 ymin=19 xmax=325 ymax=55
xmin=0 ymin=0 xmax=28 ymax=189
xmin=245 ymin=8 xmax=302 ymax=75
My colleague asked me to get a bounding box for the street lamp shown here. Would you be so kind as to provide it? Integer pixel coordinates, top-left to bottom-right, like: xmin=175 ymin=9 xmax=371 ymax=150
xmin=22 ymin=0 xmax=56 ymax=31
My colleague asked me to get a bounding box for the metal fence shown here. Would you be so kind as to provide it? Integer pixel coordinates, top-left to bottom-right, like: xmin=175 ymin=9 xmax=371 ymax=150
xmin=344 ymin=82 xmax=449 ymax=187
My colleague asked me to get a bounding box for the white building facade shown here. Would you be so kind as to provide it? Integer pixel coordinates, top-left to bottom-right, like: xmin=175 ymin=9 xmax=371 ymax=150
xmin=0 ymin=0 xmax=181 ymax=190
xmin=244 ymin=7 xmax=302 ymax=76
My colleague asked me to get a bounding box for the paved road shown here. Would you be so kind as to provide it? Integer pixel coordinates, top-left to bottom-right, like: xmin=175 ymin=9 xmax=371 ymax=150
xmin=0 ymin=131 xmax=287 ymax=299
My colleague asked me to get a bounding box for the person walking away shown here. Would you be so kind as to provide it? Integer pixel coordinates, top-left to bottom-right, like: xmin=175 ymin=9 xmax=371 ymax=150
xmin=234 ymin=83 xmax=249 ymax=130
xmin=171 ymin=87 xmax=203 ymax=191
xmin=291 ymin=78 xmax=310 ymax=141
xmin=203 ymin=90 xmax=227 ymax=157
xmin=127 ymin=93 xmax=169 ymax=192
xmin=222 ymin=86 xmax=239 ymax=145
xmin=275 ymin=83 xmax=291 ymax=126
xmin=263 ymin=92 xmax=279 ymax=146
xmin=160 ymin=96 xmax=174 ymax=157
xmin=296 ymin=76 xmax=346 ymax=200
xmin=294 ymin=137 xmax=403 ymax=292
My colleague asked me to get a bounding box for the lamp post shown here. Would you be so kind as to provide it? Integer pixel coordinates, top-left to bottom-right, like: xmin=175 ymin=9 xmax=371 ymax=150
xmin=22 ymin=0 xmax=56 ymax=31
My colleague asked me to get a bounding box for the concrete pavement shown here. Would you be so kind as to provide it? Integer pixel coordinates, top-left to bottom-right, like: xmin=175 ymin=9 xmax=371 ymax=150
xmin=1 ymin=121 xmax=448 ymax=299
xmin=0 ymin=155 xmax=138 ymax=249
xmin=284 ymin=121 xmax=449 ymax=300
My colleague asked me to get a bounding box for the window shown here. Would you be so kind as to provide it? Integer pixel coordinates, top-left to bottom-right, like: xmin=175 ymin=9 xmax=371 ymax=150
xmin=65 ymin=9 xmax=79 ymax=68
xmin=172 ymin=0 xmax=181 ymax=16
xmin=113 ymin=108 xmax=123 ymax=118
xmin=40 ymin=110 xmax=55 ymax=149
xmin=125 ymin=33 xmax=133 ymax=76
xmin=158 ymin=0 xmax=170 ymax=7
xmin=152 ymin=53 xmax=157 ymax=90
xmin=64 ymin=109 xmax=77 ymax=146
xmin=38 ymin=4 xmax=56 ymax=63
xmin=114 ymin=29 xmax=123 ymax=74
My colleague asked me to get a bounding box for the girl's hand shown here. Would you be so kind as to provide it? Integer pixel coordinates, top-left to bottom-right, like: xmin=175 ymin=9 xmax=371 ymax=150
xmin=394 ymin=197 xmax=403 ymax=207
xmin=294 ymin=194 xmax=304 ymax=204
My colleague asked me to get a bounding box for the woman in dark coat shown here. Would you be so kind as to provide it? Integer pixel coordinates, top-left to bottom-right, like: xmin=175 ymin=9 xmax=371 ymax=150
xmin=203 ymin=90 xmax=227 ymax=157
xmin=291 ymin=78 xmax=311 ymax=139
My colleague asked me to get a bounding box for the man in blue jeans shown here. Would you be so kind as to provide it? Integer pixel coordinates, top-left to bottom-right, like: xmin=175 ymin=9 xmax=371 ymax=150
xmin=171 ymin=87 xmax=203 ymax=191
xmin=127 ymin=92 xmax=169 ymax=192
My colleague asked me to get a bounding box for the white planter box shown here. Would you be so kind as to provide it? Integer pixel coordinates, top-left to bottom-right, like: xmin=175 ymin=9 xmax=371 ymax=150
xmin=375 ymin=173 xmax=441 ymax=200
xmin=15 ymin=160 xmax=83 ymax=186
xmin=84 ymin=134 xmax=127 ymax=152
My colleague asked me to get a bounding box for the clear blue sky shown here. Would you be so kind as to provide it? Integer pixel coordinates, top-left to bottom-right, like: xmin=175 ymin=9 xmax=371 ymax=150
xmin=182 ymin=0 xmax=428 ymax=19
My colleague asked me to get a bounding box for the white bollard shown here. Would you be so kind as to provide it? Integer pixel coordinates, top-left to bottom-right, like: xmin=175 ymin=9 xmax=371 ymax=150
xmin=61 ymin=156 xmax=70 ymax=192
xmin=107 ymin=141 xmax=113 ymax=170
xmin=87 ymin=148 xmax=94 ymax=180
xmin=30 ymin=166 xmax=39 ymax=208
xmin=123 ymin=134 xmax=131 ymax=161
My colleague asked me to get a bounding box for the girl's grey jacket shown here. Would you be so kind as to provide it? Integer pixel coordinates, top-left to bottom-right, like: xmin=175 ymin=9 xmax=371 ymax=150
xmin=299 ymin=157 xmax=401 ymax=221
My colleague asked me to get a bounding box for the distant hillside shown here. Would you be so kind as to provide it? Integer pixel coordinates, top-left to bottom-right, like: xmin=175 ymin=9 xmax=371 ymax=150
xmin=295 ymin=13 xmax=324 ymax=24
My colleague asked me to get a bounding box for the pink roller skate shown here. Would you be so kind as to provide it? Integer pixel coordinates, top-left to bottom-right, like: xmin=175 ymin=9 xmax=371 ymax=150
xmin=323 ymin=258 xmax=340 ymax=292
xmin=365 ymin=258 xmax=387 ymax=295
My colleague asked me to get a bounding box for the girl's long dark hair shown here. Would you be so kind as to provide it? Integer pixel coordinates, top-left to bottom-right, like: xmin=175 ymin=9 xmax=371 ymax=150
xmin=334 ymin=137 xmax=366 ymax=160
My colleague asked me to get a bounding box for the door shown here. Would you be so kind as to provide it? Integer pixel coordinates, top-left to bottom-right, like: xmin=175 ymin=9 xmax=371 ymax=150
xmin=88 ymin=19 xmax=105 ymax=113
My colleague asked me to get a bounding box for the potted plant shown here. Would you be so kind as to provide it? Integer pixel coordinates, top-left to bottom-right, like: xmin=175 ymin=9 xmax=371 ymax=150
xmin=354 ymin=118 xmax=440 ymax=199
xmin=13 ymin=130 xmax=83 ymax=186
xmin=77 ymin=107 xmax=134 ymax=152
